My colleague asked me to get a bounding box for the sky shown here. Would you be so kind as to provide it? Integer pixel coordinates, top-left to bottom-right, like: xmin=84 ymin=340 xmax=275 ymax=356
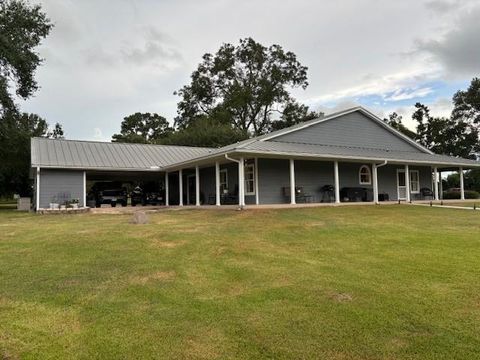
xmin=19 ymin=0 xmax=480 ymax=141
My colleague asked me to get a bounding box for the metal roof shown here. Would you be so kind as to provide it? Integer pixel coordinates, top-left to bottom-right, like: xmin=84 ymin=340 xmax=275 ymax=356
xmin=31 ymin=137 xmax=214 ymax=171
xmin=238 ymin=141 xmax=480 ymax=167
xmin=161 ymin=106 xmax=480 ymax=170
xmin=31 ymin=106 xmax=480 ymax=171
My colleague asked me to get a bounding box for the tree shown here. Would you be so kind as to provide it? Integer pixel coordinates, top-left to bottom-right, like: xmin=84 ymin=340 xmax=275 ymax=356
xmin=112 ymin=112 xmax=174 ymax=144
xmin=0 ymin=111 xmax=62 ymax=196
xmin=159 ymin=116 xmax=247 ymax=148
xmin=175 ymin=37 xmax=309 ymax=136
xmin=412 ymin=102 xmax=478 ymax=158
xmin=452 ymin=77 xmax=480 ymax=128
xmin=0 ymin=0 xmax=53 ymax=114
xmin=383 ymin=112 xmax=416 ymax=139
xmin=270 ymin=101 xmax=323 ymax=131
xmin=0 ymin=1 xmax=53 ymax=197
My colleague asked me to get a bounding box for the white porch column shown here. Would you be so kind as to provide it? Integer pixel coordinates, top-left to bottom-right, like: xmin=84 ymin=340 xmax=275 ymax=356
xmin=439 ymin=171 xmax=443 ymax=199
xmin=165 ymin=172 xmax=169 ymax=206
xmin=405 ymin=164 xmax=411 ymax=202
xmin=334 ymin=161 xmax=340 ymax=204
xmin=215 ymin=161 xmax=221 ymax=206
xmin=433 ymin=167 xmax=439 ymax=201
xmin=459 ymin=167 xmax=465 ymax=200
xmin=179 ymin=169 xmax=183 ymax=206
xmin=238 ymin=157 xmax=245 ymax=207
xmin=254 ymin=158 xmax=259 ymax=205
xmin=372 ymin=164 xmax=379 ymax=204
xmin=36 ymin=167 xmax=40 ymax=210
xmin=289 ymin=159 xmax=296 ymax=205
xmin=83 ymin=171 xmax=87 ymax=207
xmin=195 ymin=165 xmax=200 ymax=206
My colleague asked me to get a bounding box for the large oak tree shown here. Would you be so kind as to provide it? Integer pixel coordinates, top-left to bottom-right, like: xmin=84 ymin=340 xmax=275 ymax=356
xmin=175 ymin=38 xmax=311 ymax=136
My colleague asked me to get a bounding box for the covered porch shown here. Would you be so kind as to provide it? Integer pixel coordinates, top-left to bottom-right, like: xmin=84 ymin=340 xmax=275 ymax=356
xmin=163 ymin=154 xmax=469 ymax=207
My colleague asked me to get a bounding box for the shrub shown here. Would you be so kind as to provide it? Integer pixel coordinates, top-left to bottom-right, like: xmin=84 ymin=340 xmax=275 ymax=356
xmin=442 ymin=190 xmax=480 ymax=199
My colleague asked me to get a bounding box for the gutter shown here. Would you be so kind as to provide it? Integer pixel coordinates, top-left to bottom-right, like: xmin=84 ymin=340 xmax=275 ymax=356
xmin=224 ymin=153 xmax=240 ymax=164
xmin=375 ymin=160 xmax=388 ymax=168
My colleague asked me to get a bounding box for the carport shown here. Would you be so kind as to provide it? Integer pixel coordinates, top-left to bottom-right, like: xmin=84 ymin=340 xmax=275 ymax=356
xmin=30 ymin=137 xmax=213 ymax=210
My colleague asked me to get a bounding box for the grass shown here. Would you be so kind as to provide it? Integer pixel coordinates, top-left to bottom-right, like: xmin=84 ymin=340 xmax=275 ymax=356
xmin=0 ymin=205 xmax=480 ymax=359
xmin=435 ymin=201 xmax=479 ymax=209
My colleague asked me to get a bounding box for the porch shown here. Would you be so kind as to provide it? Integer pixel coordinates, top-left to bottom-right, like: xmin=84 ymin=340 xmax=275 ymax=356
xmin=164 ymin=157 xmax=461 ymax=207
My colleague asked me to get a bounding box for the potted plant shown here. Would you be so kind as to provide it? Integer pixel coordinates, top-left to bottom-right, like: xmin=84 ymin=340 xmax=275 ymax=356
xmin=49 ymin=196 xmax=59 ymax=210
xmin=71 ymin=198 xmax=79 ymax=209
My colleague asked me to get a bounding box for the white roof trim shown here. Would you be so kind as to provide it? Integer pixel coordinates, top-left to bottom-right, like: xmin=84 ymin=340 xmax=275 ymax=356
xmin=260 ymin=106 xmax=434 ymax=155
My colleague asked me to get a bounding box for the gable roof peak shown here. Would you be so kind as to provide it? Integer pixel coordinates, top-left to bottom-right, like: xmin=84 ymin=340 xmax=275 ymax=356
xmin=257 ymin=105 xmax=432 ymax=155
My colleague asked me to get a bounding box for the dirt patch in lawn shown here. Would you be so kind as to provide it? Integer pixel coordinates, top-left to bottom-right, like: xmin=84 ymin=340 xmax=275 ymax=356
xmin=329 ymin=292 xmax=353 ymax=303
xmin=129 ymin=271 xmax=176 ymax=285
xmin=150 ymin=239 xmax=186 ymax=249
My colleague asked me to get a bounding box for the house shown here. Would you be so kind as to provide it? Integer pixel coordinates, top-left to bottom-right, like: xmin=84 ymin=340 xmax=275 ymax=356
xmin=31 ymin=106 xmax=480 ymax=210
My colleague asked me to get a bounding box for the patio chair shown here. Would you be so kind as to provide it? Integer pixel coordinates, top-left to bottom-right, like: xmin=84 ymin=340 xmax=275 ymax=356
xmin=419 ymin=187 xmax=434 ymax=200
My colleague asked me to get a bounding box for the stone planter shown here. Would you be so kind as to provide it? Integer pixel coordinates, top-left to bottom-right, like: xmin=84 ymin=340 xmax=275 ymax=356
xmin=50 ymin=203 xmax=59 ymax=210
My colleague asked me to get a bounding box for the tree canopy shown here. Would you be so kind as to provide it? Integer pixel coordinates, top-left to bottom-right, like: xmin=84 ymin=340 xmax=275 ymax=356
xmin=174 ymin=37 xmax=311 ymax=136
xmin=383 ymin=112 xmax=416 ymax=140
xmin=159 ymin=116 xmax=247 ymax=148
xmin=0 ymin=0 xmax=52 ymax=114
xmin=112 ymin=112 xmax=174 ymax=144
xmin=0 ymin=0 xmax=57 ymax=197
xmin=413 ymin=102 xmax=479 ymax=159
xmin=0 ymin=112 xmax=63 ymax=196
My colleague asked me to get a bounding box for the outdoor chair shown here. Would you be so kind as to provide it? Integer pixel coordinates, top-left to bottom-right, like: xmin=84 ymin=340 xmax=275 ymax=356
xmin=419 ymin=187 xmax=434 ymax=200
xmin=282 ymin=186 xmax=313 ymax=203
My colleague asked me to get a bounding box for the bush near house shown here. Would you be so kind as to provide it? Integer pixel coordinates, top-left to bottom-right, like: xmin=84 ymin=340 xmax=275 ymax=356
xmin=442 ymin=190 xmax=480 ymax=199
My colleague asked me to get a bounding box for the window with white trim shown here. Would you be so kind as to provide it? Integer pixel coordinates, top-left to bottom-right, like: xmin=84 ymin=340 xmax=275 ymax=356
xmin=244 ymin=163 xmax=255 ymax=195
xmin=410 ymin=170 xmax=420 ymax=193
xmin=359 ymin=165 xmax=371 ymax=185
xmin=220 ymin=169 xmax=228 ymax=193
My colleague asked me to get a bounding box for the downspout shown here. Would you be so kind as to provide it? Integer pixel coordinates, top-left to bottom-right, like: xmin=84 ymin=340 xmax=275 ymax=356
xmin=373 ymin=160 xmax=387 ymax=204
xmin=225 ymin=153 xmax=240 ymax=164
xmin=375 ymin=160 xmax=388 ymax=168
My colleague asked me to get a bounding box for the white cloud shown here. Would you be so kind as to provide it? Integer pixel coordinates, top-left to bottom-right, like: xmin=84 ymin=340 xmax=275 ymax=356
xmin=93 ymin=127 xmax=108 ymax=142
xmin=303 ymin=67 xmax=440 ymax=105
xmin=384 ymin=87 xmax=434 ymax=101
xmin=16 ymin=0 xmax=480 ymax=140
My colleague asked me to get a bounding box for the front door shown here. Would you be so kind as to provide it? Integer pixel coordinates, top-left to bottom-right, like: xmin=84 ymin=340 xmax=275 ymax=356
xmin=397 ymin=169 xmax=406 ymax=200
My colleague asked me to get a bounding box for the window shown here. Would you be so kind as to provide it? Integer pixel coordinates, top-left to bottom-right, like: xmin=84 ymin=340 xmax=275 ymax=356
xmin=359 ymin=165 xmax=371 ymax=185
xmin=244 ymin=162 xmax=255 ymax=195
xmin=220 ymin=169 xmax=228 ymax=193
xmin=410 ymin=170 xmax=420 ymax=193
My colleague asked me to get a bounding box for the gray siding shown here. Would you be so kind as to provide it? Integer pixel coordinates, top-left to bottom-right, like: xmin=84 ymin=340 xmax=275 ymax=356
xmin=39 ymin=169 xmax=84 ymax=208
xmin=257 ymin=159 xmax=290 ymax=204
xmin=377 ymin=165 xmax=432 ymax=201
xmin=255 ymin=160 xmax=433 ymax=204
xmin=270 ymin=112 xmax=421 ymax=152
xmin=294 ymin=160 xmax=335 ymax=202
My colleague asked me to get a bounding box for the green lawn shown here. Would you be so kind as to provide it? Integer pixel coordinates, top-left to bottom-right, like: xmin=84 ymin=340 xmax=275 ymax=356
xmin=1 ymin=206 xmax=479 ymax=359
